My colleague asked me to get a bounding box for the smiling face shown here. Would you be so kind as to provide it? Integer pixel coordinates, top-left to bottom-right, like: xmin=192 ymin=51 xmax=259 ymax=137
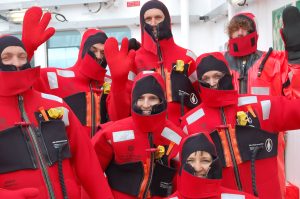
xmin=186 ymin=150 xmax=213 ymax=178
xmin=136 ymin=93 xmax=160 ymax=115
xmin=1 ymin=46 xmax=27 ymax=69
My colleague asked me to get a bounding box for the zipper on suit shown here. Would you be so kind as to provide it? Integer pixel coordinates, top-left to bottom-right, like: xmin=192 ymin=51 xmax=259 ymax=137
xmin=220 ymin=107 xmax=243 ymax=191
xmin=89 ymin=81 xmax=96 ymax=137
xmin=143 ymin=132 xmax=155 ymax=199
xmin=18 ymin=95 xmax=56 ymax=199
xmin=156 ymin=42 xmax=165 ymax=81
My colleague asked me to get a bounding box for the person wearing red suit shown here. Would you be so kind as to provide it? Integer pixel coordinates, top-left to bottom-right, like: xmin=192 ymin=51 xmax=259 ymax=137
xmin=224 ymin=9 xmax=300 ymax=198
xmin=93 ymin=71 xmax=186 ymax=198
xmin=180 ymin=52 xmax=300 ymax=199
xmin=225 ymin=12 xmax=290 ymax=96
xmin=33 ymin=27 xmax=110 ymax=138
xmin=104 ymin=0 xmax=199 ymax=126
xmin=136 ymin=0 xmax=200 ymax=123
xmin=165 ymin=133 xmax=258 ymax=199
xmin=0 ymin=35 xmax=113 ymax=199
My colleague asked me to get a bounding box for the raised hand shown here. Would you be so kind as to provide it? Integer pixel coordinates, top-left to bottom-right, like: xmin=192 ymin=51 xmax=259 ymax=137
xmin=104 ymin=37 xmax=136 ymax=84
xmin=22 ymin=6 xmax=55 ymax=61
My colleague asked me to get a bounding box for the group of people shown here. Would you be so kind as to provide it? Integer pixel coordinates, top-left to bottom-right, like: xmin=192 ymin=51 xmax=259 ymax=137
xmin=1 ymin=0 xmax=300 ymax=199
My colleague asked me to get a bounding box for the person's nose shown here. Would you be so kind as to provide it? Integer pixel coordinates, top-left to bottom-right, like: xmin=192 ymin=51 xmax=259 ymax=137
xmin=141 ymin=99 xmax=151 ymax=109
xmin=94 ymin=51 xmax=103 ymax=60
xmin=237 ymin=28 xmax=244 ymax=37
xmin=208 ymin=78 xmax=217 ymax=88
xmin=193 ymin=161 xmax=204 ymax=173
xmin=149 ymin=17 xmax=158 ymax=26
xmin=12 ymin=56 xmax=23 ymax=69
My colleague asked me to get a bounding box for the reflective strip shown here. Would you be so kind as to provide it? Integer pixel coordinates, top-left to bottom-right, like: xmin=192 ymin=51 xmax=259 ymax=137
xmin=261 ymin=100 xmax=271 ymax=120
xmin=189 ymin=70 xmax=198 ymax=83
xmin=186 ymin=108 xmax=204 ymax=125
xmin=169 ymin=196 xmax=179 ymax=199
xmin=186 ymin=50 xmax=197 ymax=61
xmin=251 ymin=87 xmax=270 ymax=95
xmin=288 ymin=70 xmax=294 ymax=82
xmin=112 ymin=130 xmax=135 ymax=142
xmin=104 ymin=76 xmax=112 ymax=83
xmin=238 ymin=96 xmax=257 ymax=107
xmin=56 ymin=69 xmax=75 ymax=77
xmin=161 ymin=127 xmax=182 ymax=145
xmin=142 ymin=70 xmax=154 ymax=75
xmin=61 ymin=107 xmax=69 ymax=126
xmin=221 ymin=193 xmax=245 ymax=199
xmin=128 ymin=71 xmax=136 ymax=81
xmin=41 ymin=93 xmax=63 ymax=103
xmin=183 ymin=125 xmax=188 ymax=134
xmin=47 ymin=72 xmax=58 ymax=89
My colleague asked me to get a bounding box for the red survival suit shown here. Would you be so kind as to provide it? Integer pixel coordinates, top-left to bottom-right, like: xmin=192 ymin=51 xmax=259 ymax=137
xmin=166 ymin=133 xmax=258 ymax=199
xmin=34 ymin=29 xmax=110 ymax=138
xmin=133 ymin=0 xmax=199 ymax=126
xmin=180 ymin=54 xmax=300 ymax=199
xmin=0 ymin=66 xmax=113 ymax=198
xmin=224 ymin=12 xmax=292 ymax=97
xmin=93 ymin=71 xmax=187 ymax=199
xmin=225 ymin=13 xmax=300 ymax=198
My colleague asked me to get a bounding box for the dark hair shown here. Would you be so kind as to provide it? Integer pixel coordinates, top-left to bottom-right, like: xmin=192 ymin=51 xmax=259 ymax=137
xmin=226 ymin=14 xmax=256 ymax=38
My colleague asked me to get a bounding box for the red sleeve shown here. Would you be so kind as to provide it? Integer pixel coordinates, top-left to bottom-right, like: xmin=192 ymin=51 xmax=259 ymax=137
xmin=263 ymin=96 xmax=300 ymax=132
xmin=92 ymin=129 xmax=114 ymax=171
xmin=287 ymin=62 xmax=300 ymax=99
xmin=106 ymin=78 xmax=132 ymax=121
xmin=66 ymin=107 xmax=114 ymax=199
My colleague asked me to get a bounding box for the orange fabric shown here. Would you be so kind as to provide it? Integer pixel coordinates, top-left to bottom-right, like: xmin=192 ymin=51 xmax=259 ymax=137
xmin=166 ymin=142 xmax=175 ymax=156
xmin=38 ymin=106 xmax=49 ymax=121
xmin=218 ymin=129 xmax=232 ymax=167
xmin=246 ymin=105 xmax=256 ymax=118
xmin=86 ymin=92 xmax=92 ymax=127
xmin=86 ymin=92 xmax=101 ymax=127
xmin=138 ymin=159 xmax=150 ymax=198
xmin=165 ymin=70 xmax=172 ymax=103
xmin=228 ymin=125 xmax=242 ymax=164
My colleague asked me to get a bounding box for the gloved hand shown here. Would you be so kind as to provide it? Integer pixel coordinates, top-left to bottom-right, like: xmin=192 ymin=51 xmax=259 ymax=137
xmin=22 ymin=6 xmax=55 ymax=61
xmin=0 ymin=188 xmax=39 ymax=199
xmin=218 ymin=74 xmax=234 ymax=90
xmin=104 ymin=37 xmax=135 ymax=87
xmin=281 ymin=6 xmax=300 ymax=61
xmin=128 ymin=38 xmax=141 ymax=51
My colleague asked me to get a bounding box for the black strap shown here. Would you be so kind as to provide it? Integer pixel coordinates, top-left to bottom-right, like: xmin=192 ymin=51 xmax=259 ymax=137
xmin=54 ymin=141 xmax=69 ymax=199
xmin=250 ymin=145 xmax=263 ymax=197
xmin=258 ymin=47 xmax=273 ymax=77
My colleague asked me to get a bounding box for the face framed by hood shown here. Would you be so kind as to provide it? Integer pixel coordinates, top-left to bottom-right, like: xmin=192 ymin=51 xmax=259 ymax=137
xmin=131 ymin=71 xmax=168 ymax=133
xmin=131 ymin=71 xmax=167 ymax=115
xmin=0 ymin=35 xmax=31 ymax=72
xmin=196 ymin=52 xmax=234 ymax=91
xmin=179 ymin=133 xmax=222 ymax=180
xmin=227 ymin=12 xmax=259 ymax=57
xmin=140 ymin=0 xmax=173 ymax=42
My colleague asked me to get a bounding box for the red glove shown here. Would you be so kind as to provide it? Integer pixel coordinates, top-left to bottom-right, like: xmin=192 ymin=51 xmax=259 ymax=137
xmin=0 ymin=188 xmax=39 ymax=199
xmin=22 ymin=6 xmax=55 ymax=61
xmin=104 ymin=37 xmax=135 ymax=88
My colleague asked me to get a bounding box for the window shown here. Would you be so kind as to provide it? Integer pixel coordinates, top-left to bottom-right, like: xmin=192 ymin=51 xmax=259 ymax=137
xmin=46 ymin=27 xmax=131 ymax=69
xmin=47 ymin=30 xmax=81 ymax=69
